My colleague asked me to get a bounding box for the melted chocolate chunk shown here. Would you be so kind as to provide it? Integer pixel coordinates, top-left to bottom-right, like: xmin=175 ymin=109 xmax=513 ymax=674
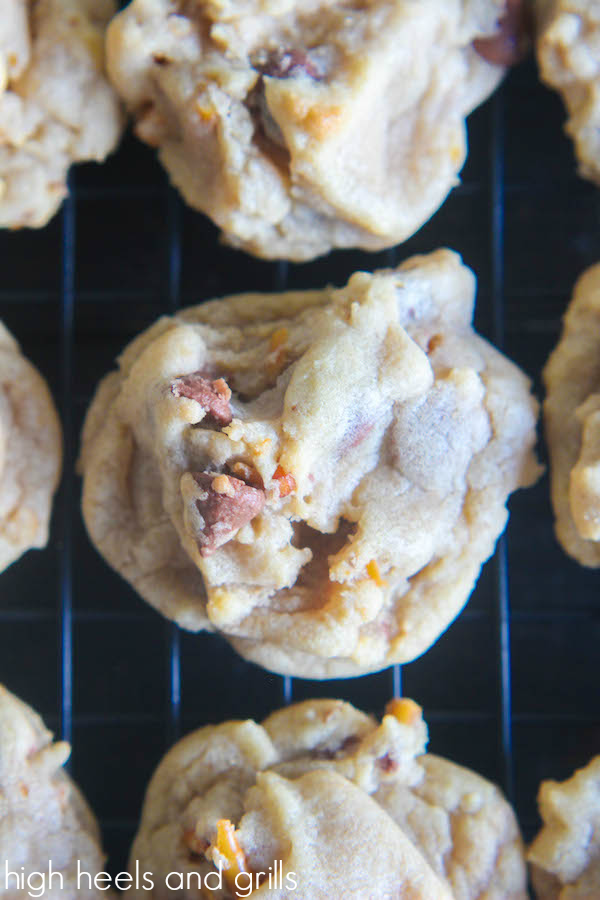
xmin=473 ymin=0 xmax=531 ymax=66
xmin=191 ymin=472 xmax=266 ymax=556
xmin=171 ymin=374 xmax=232 ymax=426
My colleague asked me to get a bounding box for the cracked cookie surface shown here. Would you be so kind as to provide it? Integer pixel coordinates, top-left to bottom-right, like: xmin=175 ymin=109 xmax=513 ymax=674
xmin=528 ymin=756 xmax=600 ymax=899
xmin=543 ymin=263 xmax=600 ymax=565
xmin=0 ymin=0 xmax=123 ymax=228
xmin=535 ymin=0 xmax=600 ymax=184
xmin=0 ymin=684 xmax=113 ymax=899
xmin=79 ymin=249 xmax=540 ymax=678
xmin=106 ymin=0 xmax=516 ymax=260
xmin=0 ymin=323 xmax=62 ymax=573
xmin=127 ymin=698 xmax=528 ymax=899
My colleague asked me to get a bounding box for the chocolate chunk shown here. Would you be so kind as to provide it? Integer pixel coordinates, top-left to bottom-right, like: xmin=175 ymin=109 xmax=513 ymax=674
xmin=377 ymin=753 xmax=398 ymax=773
xmin=191 ymin=472 xmax=265 ymax=556
xmin=339 ymin=734 xmax=362 ymax=754
xmin=245 ymin=80 xmax=291 ymax=174
xmin=254 ymin=49 xmax=325 ymax=81
xmin=473 ymin=0 xmax=531 ymax=67
xmin=339 ymin=419 xmax=375 ymax=455
xmin=171 ymin=374 xmax=232 ymax=426
xmin=246 ymin=48 xmax=327 ymax=172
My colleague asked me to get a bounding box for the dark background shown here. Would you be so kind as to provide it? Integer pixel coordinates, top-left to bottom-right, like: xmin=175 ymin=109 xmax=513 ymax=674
xmin=0 ymin=54 xmax=598 ymax=878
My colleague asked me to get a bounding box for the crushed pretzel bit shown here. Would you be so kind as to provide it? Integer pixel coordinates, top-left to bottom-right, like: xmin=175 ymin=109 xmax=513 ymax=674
xmin=230 ymin=461 xmax=264 ymax=489
xmin=266 ymin=350 xmax=287 ymax=380
xmin=194 ymin=84 xmax=215 ymax=122
xmin=266 ymin=328 xmax=289 ymax=379
xmin=212 ymin=819 xmax=248 ymax=889
xmin=212 ymin=377 xmax=232 ymax=401
xmin=385 ymin=697 xmax=422 ymax=726
xmin=269 ymin=327 xmax=289 ymax=351
xmin=366 ymin=559 xmax=387 ymax=587
xmin=273 ymin=465 xmax=296 ymax=497
xmin=426 ymin=333 xmax=444 ymax=354
xmin=196 ymin=101 xmax=214 ymax=121
xmin=253 ymin=438 xmax=272 ymax=457
xmin=211 ymin=474 xmax=236 ymax=497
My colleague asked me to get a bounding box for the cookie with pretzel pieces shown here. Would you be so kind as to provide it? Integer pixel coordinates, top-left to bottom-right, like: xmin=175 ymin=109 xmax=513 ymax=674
xmin=535 ymin=0 xmax=600 ymax=184
xmin=0 ymin=0 xmax=123 ymax=227
xmin=79 ymin=249 xmax=540 ymax=678
xmin=529 ymin=755 xmax=600 ymax=899
xmin=127 ymin=698 xmax=528 ymax=900
xmin=0 ymin=683 xmax=114 ymax=899
xmin=106 ymin=0 xmax=527 ymax=260
xmin=0 ymin=322 xmax=62 ymax=573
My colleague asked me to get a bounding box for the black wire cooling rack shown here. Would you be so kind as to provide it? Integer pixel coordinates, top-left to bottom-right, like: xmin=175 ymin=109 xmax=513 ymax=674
xmin=1 ymin=58 xmax=599 ymax=876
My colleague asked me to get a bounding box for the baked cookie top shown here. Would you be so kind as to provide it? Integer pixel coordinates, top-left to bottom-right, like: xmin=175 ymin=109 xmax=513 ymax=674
xmin=0 ymin=322 xmax=62 ymax=573
xmin=535 ymin=0 xmax=600 ymax=184
xmin=0 ymin=684 xmax=112 ymax=899
xmin=543 ymin=263 xmax=600 ymax=565
xmin=0 ymin=0 xmax=123 ymax=228
xmin=106 ymin=0 xmax=519 ymax=260
xmin=79 ymin=249 xmax=540 ymax=678
xmin=127 ymin=697 xmax=528 ymax=900
xmin=528 ymin=756 xmax=600 ymax=899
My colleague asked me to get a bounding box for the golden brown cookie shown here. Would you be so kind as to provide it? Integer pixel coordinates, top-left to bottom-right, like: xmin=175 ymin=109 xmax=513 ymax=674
xmin=528 ymin=756 xmax=600 ymax=899
xmin=79 ymin=249 xmax=540 ymax=678
xmin=106 ymin=0 xmax=518 ymax=260
xmin=0 ymin=684 xmax=113 ymax=899
xmin=535 ymin=0 xmax=600 ymax=184
xmin=543 ymin=263 xmax=600 ymax=565
xmin=0 ymin=323 xmax=62 ymax=572
xmin=0 ymin=0 xmax=123 ymax=228
xmin=127 ymin=698 xmax=528 ymax=899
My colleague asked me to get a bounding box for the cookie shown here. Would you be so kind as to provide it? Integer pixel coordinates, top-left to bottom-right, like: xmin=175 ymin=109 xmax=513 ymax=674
xmin=543 ymin=263 xmax=600 ymax=565
xmin=0 ymin=684 xmax=113 ymax=899
xmin=0 ymin=0 xmax=123 ymax=228
xmin=105 ymin=0 xmax=523 ymax=261
xmin=0 ymin=323 xmax=62 ymax=572
xmin=127 ymin=697 xmax=528 ymax=899
xmin=535 ymin=0 xmax=600 ymax=184
xmin=528 ymin=756 xmax=600 ymax=899
xmin=79 ymin=249 xmax=540 ymax=678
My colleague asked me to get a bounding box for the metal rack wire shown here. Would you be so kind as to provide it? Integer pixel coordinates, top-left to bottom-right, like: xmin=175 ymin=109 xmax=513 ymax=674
xmin=1 ymin=58 xmax=599 ymax=876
